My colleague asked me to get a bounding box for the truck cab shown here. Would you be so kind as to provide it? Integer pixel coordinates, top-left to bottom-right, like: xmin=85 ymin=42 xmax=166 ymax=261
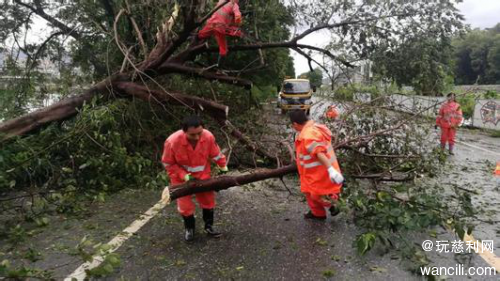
xmin=278 ymin=79 xmax=313 ymax=115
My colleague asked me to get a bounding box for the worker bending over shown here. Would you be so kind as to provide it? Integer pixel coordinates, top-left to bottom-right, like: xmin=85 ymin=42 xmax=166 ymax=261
xmin=162 ymin=115 xmax=228 ymax=241
xmin=289 ymin=110 xmax=344 ymax=220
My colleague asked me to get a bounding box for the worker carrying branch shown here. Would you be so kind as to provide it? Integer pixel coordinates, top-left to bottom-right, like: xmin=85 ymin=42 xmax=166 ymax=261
xmin=198 ymin=0 xmax=243 ymax=67
xmin=162 ymin=115 xmax=228 ymax=242
xmin=289 ymin=110 xmax=344 ymax=220
xmin=435 ymin=93 xmax=463 ymax=155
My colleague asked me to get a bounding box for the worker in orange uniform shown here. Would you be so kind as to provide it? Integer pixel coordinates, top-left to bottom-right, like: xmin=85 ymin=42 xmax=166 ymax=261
xmin=162 ymin=116 xmax=228 ymax=241
xmin=495 ymin=161 xmax=500 ymax=176
xmin=435 ymin=93 xmax=463 ymax=155
xmin=198 ymin=0 xmax=243 ymax=67
xmin=289 ymin=110 xmax=344 ymax=220
xmin=325 ymin=105 xmax=339 ymax=120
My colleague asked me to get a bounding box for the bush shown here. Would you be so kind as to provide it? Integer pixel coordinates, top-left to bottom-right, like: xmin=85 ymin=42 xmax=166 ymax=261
xmin=334 ymin=84 xmax=381 ymax=101
xmin=0 ymin=99 xmax=172 ymax=215
xmin=456 ymin=94 xmax=476 ymax=119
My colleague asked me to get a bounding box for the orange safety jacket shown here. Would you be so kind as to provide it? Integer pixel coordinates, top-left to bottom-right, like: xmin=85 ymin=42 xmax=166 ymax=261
xmin=436 ymin=101 xmax=463 ymax=129
xmin=208 ymin=0 xmax=242 ymax=27
xmin=325 ymin=106 xmax=339 ymax=119
xmin=295 ymin=120 xmax=343 ymax=195
xmin=495 ymin=161 xmax=500 ymax=176
xmin=161 ymin=129 xmax=227 ymax=185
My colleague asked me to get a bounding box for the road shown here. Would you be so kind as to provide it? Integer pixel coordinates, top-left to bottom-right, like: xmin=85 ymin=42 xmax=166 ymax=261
xmin=0 ymin=101 xmax=498 ymax=280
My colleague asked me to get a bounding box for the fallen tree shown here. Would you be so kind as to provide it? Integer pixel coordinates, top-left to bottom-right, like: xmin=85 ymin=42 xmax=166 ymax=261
xmin=1 ymin=2 xmax=477 ymax=274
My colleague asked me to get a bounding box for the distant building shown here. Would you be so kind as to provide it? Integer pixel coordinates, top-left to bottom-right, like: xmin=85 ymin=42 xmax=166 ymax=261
xmin=324 ymin=60 xmax=373 ymax=88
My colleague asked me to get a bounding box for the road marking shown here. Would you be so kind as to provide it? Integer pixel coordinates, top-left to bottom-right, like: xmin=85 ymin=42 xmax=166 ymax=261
xmin=456 ymin=140 xmax=500 ymax=157
xmin=64 ymin=200 xmax=167 ymax=281
xmin=464 ymin=233 xmax=500 ymax=272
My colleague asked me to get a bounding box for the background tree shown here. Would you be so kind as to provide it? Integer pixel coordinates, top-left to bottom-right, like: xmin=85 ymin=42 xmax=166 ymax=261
xmin=371 ymin=32 xmax=456 ymax=96
xmin=452 ymin=24 xmax=500 ymax=84
xmin=299 ymin=67 xmax=323 ymax=88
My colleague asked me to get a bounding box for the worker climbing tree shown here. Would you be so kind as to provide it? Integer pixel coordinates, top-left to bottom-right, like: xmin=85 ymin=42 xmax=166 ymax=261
xmin=198 ymin=0 xmax=244 ymax=69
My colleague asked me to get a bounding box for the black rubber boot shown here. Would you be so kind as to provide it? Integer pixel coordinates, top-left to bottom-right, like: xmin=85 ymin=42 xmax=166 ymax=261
xmin=216 ymin=54 xmax=224 ymax=68
xmin=449 ymin=145 xmax=455 ymax=155
xmin=329 ymin=205 xmax=340 ymax=217
xmin=303 ymin=211 xmax=326 ymax=221
xmin=183 ymin=215 xmax=195 ymax=242
xmin=215 ymin=55 xmax=227 ymax=75
xmin=202 ymin=208 xmax=222 ymax=237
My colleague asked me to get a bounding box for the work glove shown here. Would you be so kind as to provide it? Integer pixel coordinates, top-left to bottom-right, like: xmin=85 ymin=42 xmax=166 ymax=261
xmin=218 ymin=166 xmax=229 ymax=174
xmin=184 ymin=174 xmax=193 ymax=182
xmin=235 ymin=17 xmax=243 ymax=26
xmin=328 ymin=167 xmax=344 ymax=184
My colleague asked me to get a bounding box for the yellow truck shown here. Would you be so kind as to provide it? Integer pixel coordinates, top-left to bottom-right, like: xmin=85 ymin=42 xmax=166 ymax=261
xmin=278 ymin=78 xmax=314 ymax=115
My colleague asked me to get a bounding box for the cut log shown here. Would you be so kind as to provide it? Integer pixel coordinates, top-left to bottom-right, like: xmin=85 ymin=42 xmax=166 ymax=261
xmin=169 ymin=164 xmax=297 ymax=200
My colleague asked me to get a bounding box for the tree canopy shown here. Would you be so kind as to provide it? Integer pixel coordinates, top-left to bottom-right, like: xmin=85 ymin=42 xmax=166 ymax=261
xmin=452 ymin=23 xmax=500 ymax=85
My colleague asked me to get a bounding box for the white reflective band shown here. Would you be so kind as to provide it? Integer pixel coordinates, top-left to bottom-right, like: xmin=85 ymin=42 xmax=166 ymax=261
xmin=299 ymin=154 xmax=312 ymax=160
xmin=303 ymin=161 xmax=322 ymax=169
xmin=213 ymin=154 xmax=223 ymax=161
xmin=306 ymin=141 xmax=327 ymax=153
xmin=182 ymin=165 xmax=206 ymax=173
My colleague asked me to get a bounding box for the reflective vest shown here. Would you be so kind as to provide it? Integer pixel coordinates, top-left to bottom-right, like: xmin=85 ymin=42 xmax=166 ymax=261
xmin=161 ymin=129 xmax=227 ymax=185
xmin=295 ymin=121 xmax=342 ymax=195
xmin=495 ymin=161 xmax=500 ymax=176
xmin=436 ymin=101 xmax=463 ymax=128
xmin=325 ymin=106 xmax=339 ymax=119
xmin=207 ymin=0 xmax=242 ymax=26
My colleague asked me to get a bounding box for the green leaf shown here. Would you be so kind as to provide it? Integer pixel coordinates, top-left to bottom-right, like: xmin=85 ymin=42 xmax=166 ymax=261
xmin=356 ymin=233 xmax=376 ymax=255
xmin=322 ymin=269 xmax=335 ymax=278
xmin=62 ymin=167 xmax=73 ymax=173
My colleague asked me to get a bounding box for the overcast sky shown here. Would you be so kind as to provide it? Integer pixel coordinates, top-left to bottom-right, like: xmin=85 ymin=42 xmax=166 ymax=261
xmin=293 ymin=0 xmax=500 ymax=75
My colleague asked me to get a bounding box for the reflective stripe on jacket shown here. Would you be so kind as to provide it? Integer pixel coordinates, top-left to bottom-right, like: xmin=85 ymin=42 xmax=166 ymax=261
xmin=436 ymin=101 xmax=463 ymax=128
xmin=207 ymin=0 xmax=242 ymax=26
xmin=161 ymin=129 xmax=227 ymax=185
xmin=295 ymin=120 xmax=342 ymax=195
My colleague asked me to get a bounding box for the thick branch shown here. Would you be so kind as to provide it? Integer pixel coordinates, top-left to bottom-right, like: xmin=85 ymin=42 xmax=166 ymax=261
xmin=0 ymin=79 xmax=114 ymax=139
xmin=169 ymin=164 xmax=297 ymax=200
xmin=292 ymin=13 xmax=412 ymax=42
xmin=113 ymin=82 xmax=229 ymax=120
xmin=195 ymin=41 xmax=354 ymax=68
xmin=114 ymin=82 xmax=275 ymax=161
xmin=140 ymin=1 xmax=230 ymax=73
xmin=159 ymin=63 xmax=253 ymax=88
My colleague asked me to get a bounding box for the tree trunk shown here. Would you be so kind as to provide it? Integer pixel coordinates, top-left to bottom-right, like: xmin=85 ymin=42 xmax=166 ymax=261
xmin=0 ymin=76 xmax=121 ymax=139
